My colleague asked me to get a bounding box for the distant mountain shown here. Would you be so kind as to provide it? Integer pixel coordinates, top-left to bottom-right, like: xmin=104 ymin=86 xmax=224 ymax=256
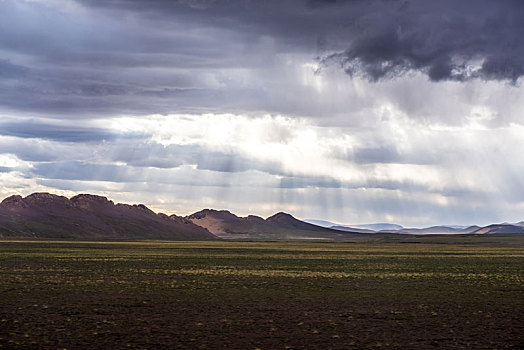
xmin=330 ymin=224 xmax=485 ymax=235
xmin=473 ymin=224 xmax=524 ymax=234
xmin=303 ymin=219 xmax=339 ymax=228
xmin=330 ymin=226 xmax=376 ymax=234
xmin=187 ymin=209 xmax=363 ymax=239
xmin=354 ymin=223 xmax=404 ymax=231
xmin=441 ymin=225 xmax=470 ymax=230
xmin=0 ymin=193 xmax=216 ymax=240
xmin=398 ymin=226 xmax=480 ymax=234
xmin=305 ymin=220 xmax=404 ymax=231
xmin=329 ymin=223 xmax=403 ymax=233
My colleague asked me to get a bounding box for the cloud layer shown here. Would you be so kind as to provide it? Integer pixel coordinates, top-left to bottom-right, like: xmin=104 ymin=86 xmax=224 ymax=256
xmin=0 ymin=0 xmax=523 ymax=226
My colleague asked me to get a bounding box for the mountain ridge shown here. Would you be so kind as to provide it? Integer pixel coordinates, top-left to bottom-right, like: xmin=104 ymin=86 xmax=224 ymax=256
xmin=1 ymin=193 xmax=523 ymax=239
xmin=0 ymin=193 xmax=216 ymax=240
xmin=185 ymin=209 xmax=355 ymax=239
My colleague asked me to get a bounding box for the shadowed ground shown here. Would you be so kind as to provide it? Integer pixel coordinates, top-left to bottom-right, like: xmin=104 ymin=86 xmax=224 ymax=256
xmin=0 ymin=239 xmax=523 ymax=349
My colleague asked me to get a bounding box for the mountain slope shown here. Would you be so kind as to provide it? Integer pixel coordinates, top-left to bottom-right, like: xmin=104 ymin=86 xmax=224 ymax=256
xmin=185 ymin=209 xmax=266 ymax=236
xmin=473 ymin=224 xmax=524 ymax=234
xmin=187 ymin=209 xmax=362 ymax=239
xmin=265 ymin=212 xmax=334 ymax=232
xmin=0 ymin=193 xmax=216 ymax=240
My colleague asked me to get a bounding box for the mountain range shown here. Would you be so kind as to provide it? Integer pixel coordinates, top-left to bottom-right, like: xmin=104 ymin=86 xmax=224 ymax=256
xmin=186 ymin=209 xmax=358 ymax=240
xmin=1 ymin=193 xmax=523 ymax=240
xmin=305 ymin=220 xmax=404 ymax=231
xmin=0 ymin=193 xmax=215 ymax=240
xmin=304 ymin=219 xmax=524 ymax=235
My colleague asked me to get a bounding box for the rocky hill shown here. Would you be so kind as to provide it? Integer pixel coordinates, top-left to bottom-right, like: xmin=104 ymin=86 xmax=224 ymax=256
xmin=186 ymin=209 xmax=361 ymax=239
xmin=0 ymin=193 xmax=216 ymax=240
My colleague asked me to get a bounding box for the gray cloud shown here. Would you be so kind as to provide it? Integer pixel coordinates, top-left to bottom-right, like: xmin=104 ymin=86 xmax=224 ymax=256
xmin=30 ymin=161 xmax=206 ymax=185
xmin=0 ymin=166 xmax=15 ymax=173
xmin=79 ymin=0 xmax=524 ymax=82
xmin=0 ymin=0 xmax=522 ymax=121
xmin=0 ymin=119 xmax=125 ymax=143
xmin=27 ymin=158 xmax=475 ymax=201
xmin=0 ymin=137 xmax=92 ymax=162
xmin=0 ymin=131 xmax=283 ymax=175
xmin=0 ymin=59 xmax=29 ymax=79
xmin=111 ymin=142 xmax=283 ymax=174
xmin=323 ymin=0 xmax=524 ymax=82
xmin=353 ymin=146 xmax=402 ymax=164
xmin=350 ymin=144 xmax=441 ymax=165
xmin=280 ymin=176 xmax=342 ymax=189
xmin=29 ymin=160 xmax=278 ymax=188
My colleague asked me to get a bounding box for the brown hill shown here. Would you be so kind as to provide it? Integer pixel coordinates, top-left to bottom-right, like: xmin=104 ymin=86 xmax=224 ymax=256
xmin=265 ymin=212 xmax=334 ymax=231
xmin=186 ymin=209 xmax=362 ymax=239
xmin=0 ymin=193 xmax=216 ymax=240
xmin=473 ymin=224 xmax=524 ymax=234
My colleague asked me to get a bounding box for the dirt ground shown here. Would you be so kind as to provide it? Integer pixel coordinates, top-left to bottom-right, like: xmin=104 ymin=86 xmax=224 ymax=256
xmin=0 ymin=240 xmax=522 ymax=349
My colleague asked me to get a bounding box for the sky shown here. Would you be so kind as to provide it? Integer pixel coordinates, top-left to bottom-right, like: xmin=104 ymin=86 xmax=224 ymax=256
xmin=0 ymin=0 xmax=523 ymax=227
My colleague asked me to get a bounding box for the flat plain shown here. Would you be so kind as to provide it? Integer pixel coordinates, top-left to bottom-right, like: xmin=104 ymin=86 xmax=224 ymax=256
xmin=0 ymin=237 xmax=523 ymax=349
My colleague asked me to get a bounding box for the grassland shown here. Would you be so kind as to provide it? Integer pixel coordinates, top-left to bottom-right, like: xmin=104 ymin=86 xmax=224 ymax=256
xmin=0 ymin=238 xmax=523 ymax=349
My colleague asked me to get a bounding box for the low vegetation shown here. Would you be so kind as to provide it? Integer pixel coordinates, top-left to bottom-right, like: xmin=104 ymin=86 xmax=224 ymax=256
xmin=0 ymin=238 xmax=523 ymax=349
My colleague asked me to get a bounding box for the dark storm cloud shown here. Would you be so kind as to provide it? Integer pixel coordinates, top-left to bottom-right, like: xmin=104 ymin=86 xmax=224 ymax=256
xmin=323 ymin=0 xmax=524 ymax=82
xmin=80 ymin=0 xmax=524 ymax=82
xmin=0 ymin=0 xmax=521 ymax=119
